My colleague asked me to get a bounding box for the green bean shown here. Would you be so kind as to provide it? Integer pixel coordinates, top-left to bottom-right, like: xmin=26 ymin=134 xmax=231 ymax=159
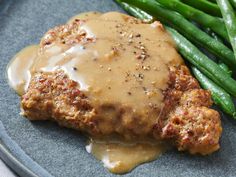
xmin=166 ymin=26 xmax=236 ymax=97
xmin=180 ymin=0 xmax=221 ymax=17
xmin=115 ymin=0 xmax=154 ymax=22
xmin=204 ymin=28 xmax=233 ymax=75
xmin=192 ymin=67 xmax=236 ymax=118
xmin=122 ymin=0 xmax=236 ymax=69
xmin=217 ymin=0 xmax=236 ymax=61
xmin=155 ymin=0 xmax=229 ymax=41
xmin=204 ymin=28 xmax=223 ymax=42
xmin=208 ymin=0 xmax=236 ymax=7
xmin=218 ymin=62 xmax=233 ymax=75
xmin=229 ymin=0 xmax=236 ymax=9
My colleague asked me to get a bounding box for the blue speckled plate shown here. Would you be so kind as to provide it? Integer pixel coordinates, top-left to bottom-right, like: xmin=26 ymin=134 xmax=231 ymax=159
xmin=1 ymin=0 xmax=236 ymax=177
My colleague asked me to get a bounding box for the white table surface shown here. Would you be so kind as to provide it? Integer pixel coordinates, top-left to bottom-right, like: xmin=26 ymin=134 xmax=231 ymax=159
xmin=0 ymin=159 xmax=17 ymax=177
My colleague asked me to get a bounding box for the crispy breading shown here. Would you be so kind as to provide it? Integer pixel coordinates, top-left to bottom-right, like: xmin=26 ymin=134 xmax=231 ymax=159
xmin=21 ymin=16 xmax=222 ymax=155
xmin=21 ymin=67 xmax=222 ymax=155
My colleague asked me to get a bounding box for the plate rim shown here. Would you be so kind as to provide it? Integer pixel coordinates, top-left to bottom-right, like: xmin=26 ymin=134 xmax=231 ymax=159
xmin=0 ymin=121 xmax=53 ymax=177
xmin=0 ymin=141 xmax=37 ymax=177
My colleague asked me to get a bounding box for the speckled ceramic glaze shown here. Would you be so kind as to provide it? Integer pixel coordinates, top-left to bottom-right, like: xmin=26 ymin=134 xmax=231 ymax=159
xmin=0 ymin=0 xmax=236 ymax=177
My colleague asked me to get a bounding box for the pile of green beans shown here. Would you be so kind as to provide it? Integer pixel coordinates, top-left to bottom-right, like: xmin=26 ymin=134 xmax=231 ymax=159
xmin=115 ymin=0 xmax=236 ymax=119
xmin=155 ymin=0 xmax=229 ymax=41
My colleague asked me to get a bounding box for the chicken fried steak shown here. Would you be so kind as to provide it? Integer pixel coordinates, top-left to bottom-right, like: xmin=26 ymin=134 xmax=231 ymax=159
xmin=18 ymin=12 xmax=222 ymax=155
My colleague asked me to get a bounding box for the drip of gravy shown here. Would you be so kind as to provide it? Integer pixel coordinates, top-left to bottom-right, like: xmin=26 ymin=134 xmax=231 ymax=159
xmin=7 ymin=45 xmax=38 ymax=95
xmin=86 ymin=137 xmax=167 ymax=174
xmin=7 ymin=12 xmax=182 ymax=173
